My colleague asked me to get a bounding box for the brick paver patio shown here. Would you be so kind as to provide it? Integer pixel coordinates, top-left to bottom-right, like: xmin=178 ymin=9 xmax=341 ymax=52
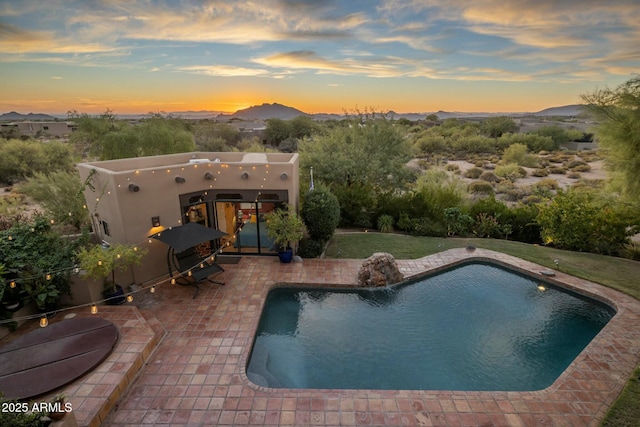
xmin=4 ymin=248 xmax=640 ymax=426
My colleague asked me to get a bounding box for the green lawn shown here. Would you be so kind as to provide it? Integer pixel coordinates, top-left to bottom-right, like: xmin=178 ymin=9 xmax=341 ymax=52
xmin=324 ymin=232 xmax=640 ymax=425
xmin=324 ymin=232 xmax=640 ymax=300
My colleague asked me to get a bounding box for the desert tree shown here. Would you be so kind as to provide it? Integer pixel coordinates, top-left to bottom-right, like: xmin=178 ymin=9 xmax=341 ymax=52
xmin=582 ymin=76 xmax=640 ymax=201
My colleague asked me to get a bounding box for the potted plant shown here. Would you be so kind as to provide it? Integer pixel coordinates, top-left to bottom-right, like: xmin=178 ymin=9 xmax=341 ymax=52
xmin=48 ymin=393 xmax=68 ymax=421
xmin=265 ymin=205 xmax=307 ymax=263
xmin=76 ymin=243 xmax=147 ymax=305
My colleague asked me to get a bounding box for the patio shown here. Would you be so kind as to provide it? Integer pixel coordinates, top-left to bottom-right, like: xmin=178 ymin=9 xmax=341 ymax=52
xmin=3 ymin=249 xmax=640 ymax=426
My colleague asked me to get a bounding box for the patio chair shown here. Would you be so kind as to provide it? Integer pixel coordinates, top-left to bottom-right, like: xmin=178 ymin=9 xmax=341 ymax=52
xmin=172 ymin=247 xmax=225 ymax=298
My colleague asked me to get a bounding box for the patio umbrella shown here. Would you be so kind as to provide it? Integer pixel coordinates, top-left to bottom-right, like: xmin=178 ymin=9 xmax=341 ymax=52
xmin=149 ymin=222 xmax=227 ymax=253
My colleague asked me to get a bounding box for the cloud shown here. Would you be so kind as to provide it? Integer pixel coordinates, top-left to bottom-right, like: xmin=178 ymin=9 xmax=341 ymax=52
xmin=178 ymin=65 xmax=269 ymax=77
xmin=253 ymin=50 xmax=414 ymax=77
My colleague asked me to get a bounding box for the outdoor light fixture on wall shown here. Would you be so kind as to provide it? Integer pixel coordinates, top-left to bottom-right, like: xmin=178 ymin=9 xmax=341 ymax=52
xmin=204 ymin=172 xmax=214 ymax=180
xmin=241 ymin=171 xmax=249 ymax=180
xmin=175 ymin=176 xmax=186 ymax=183
xmin=280 ymin=173 xmax=288 ymax=180
xmin=151 ymin=216 xmax=161 ymax=227
xmin=128 ymin=183 xmax=140 ymax=192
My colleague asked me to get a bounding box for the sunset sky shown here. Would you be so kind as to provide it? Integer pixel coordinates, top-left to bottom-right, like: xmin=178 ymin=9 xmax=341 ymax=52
xmin=1 ymin=0 xmax=638 ymax=115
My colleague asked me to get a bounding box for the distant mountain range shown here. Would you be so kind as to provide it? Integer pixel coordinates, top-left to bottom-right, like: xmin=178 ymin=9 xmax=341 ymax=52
xmin=1 ymin=103 xmax=587 ymax=122
xmin=0 ymin=111 xmax=59 ymax=121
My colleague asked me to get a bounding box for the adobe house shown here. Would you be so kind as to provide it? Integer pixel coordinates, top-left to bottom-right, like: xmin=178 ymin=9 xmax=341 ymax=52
xmin=77 ymin=152 xmax=299 ymax=283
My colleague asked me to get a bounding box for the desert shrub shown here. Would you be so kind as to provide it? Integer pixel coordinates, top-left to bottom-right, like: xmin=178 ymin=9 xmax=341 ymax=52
xmin=495 ymin=180 xmax=516 ymax=194
xmin=572 ymin=163 xmax=592 ymax=172
xmin=445 ymin=163 xmax=460 ymax=172
xmin=443 ymin=207 xmax=473 ymax=236
xmin=377 ymin=214 xmax=394 ymax=232
xmin=495 ymin=163 xmax=527 ymax=181
xmin=521 ymin=195 xmax=542 ymax=205
xmin=549 ymin=166 xmax=566 ymax=174
xmin=567 ymin=171 xmax=581 ymax=179
xmin=297 ymin=237 xmax=325 ymax=258
xmin=464 ymin=167 xmax=483 ymax=179
xmin=19 ymin=171 xmax=91 ymax=230
xmin=301 ymin=185 xmax=341 ymax=240
xmin=567 ymin=159 xmax=588 ymax=169
xmin=474 ymin=161 xmax=485 ymax=167
xmin=535 ymin=178 xmax=559 ymax=191
xmin=479 ymin=171 xmax=501 ymax=183
xmin=483 ymin=163 xmax=496 ymax=170
xmin=468 ymin=181 xmax=494 ymax=194
xmin=501 ymin=143 xmax=538 ymax=167
xmin=0 ymin=139 xmax=74 ymax=185
xmin=532 ymin=168 xmax=549 ymax=177
xmin=547 ymin=155 xmax=565 ymax=163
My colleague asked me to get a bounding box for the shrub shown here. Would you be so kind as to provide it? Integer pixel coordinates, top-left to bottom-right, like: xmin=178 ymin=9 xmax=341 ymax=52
xmin=473 ymin=213 xmax=511 ymax=238
xmin=572 ymin=163 xmax=592 ymax=172
xmin=537 ymin=188 xmax=637 ymax=254
xmin=531 ymin=168 xmax=549 ymax=177
xmin=521 ymin=195 xmax=542 ymax=205
xmin=297 ymin=238 xmax=326 ymax=258
xmin=301 ymin=185 xmax=340 ymax=235
xmin=501 ymin=143 xmax=538 ymax=167
xmin=567 ymin=171 xmax=581 ymax=179
xmin=567 ymin=159 xmax=589 ymax=169
xmin=495 ymin=163 xmax=527 ymax=181
xmin=443 ymin=207 xmax=473 ymax=236
xmin=479 ymin=171 xmax=501 ymax=183
xmin=535 ymin=178 xmax=559 ymax=191
xmin=495 ymin=180 xmax=516 ymax=194
xmin=445 ymin=163 xmax=460 ymax=172
xmin=549 ymin=166 xmax=566 ymax=174
xmin=397 ymin=213 xmax=413 ymax=232
xmin=0 ymin=139 xmax=74 ymax=185
xmin=409 ymin=218 xmax=448 ymax=237
xmin=464 ymin=167 xmax=483 ymax=179
xmin=621 ymin=242 xmax=640 ymax=261
xmin=19 ymin=171 xmax=91 ymax=230
xmin=468 ymin=180 xmax=494 ymax=194
xmin=377 ymin=214 xmax=394 ymax=232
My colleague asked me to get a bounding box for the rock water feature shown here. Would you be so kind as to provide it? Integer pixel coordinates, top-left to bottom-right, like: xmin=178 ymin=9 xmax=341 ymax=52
xmin=356 ymin=252 xmax=404 ymax=287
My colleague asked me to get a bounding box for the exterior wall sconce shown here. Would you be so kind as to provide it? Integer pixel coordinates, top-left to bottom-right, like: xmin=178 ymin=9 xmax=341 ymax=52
xmin=151 ymin=216 xmax=161 ymax=227
xmin=280 ymin=172 xmax=288 ymax=180
xmin=175 ymin=176 xmax=186 ymax=183
xmin=128 ymin=183 xmax=140 ymax=192
xmin=204 ymin=172 xmax=214 ymax=180
xmin=241 ymin=171 xmax=249 ymax=180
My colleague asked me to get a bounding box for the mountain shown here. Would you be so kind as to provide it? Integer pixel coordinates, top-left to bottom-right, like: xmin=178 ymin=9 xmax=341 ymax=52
xmin=533 ymin=104 xmax=585 ymax=117
xmin=0 ymin=111 xmax=58 ymax=121
xmin=221 ymin=103 xmax=309 ymax=120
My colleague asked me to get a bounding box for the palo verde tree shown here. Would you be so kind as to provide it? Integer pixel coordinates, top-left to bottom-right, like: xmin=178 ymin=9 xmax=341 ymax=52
xmin=298 ymin=112 xmax=415 ymax=226
xmin=582 ymin=76 xmax=640 ymax=202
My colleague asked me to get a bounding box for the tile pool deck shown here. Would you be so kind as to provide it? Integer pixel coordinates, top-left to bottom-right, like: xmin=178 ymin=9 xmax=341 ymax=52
xmin=5 ymin=248 xmax=640 ymax=426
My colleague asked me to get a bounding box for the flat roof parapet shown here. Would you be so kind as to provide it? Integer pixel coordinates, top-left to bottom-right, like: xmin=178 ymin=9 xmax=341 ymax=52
xmin=77 ymin=152 xmax=297 ymax=173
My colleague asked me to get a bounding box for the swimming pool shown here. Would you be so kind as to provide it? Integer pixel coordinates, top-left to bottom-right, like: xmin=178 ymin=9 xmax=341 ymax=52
xmin=247 ymin=262 xmax=614 ymax=391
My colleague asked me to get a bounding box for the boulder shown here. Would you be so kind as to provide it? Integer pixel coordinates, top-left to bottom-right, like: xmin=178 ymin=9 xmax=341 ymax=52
xmin=357 ymin=252 xmax=404 ymax=287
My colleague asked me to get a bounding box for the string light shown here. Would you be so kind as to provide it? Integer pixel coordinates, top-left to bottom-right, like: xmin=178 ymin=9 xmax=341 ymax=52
xmin=150 ymin=286 xmax=156 ymax=293
xmin=1 ymin=160 xmax=276 ymax=317
xmin=40 ymin=316 xmax=48 ymax=328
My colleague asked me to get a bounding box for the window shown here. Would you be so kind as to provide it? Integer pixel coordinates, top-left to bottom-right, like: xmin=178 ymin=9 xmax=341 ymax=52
xmin=101 ymin=220 xmax=110 ymax=236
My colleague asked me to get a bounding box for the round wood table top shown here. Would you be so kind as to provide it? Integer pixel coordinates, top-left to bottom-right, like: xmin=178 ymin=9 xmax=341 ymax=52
xmin=0 ymin=317 xmax=118 ymax=400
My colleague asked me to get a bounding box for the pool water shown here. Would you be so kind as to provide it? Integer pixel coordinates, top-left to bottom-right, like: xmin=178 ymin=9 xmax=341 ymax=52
xmin=247 ymin=262 xmax=614 ymax=391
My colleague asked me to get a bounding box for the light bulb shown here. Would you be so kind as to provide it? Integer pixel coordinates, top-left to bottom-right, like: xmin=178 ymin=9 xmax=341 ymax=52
xmin=150 ymin=286 xmax=156 ymax=294
xmin=40 ymin=316 xmax=48 ymax=327
xmin=91 ymin=304 xmax=98 ymax=314
xmin=126 ymin=294 xmax=133 ymax=303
